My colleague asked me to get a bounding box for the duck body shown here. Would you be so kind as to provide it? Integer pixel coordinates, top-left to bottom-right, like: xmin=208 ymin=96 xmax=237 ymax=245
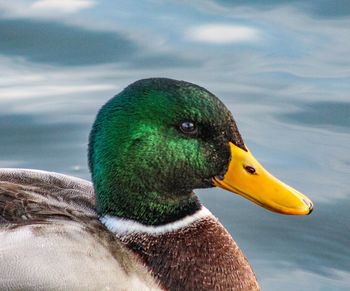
xmin=0 ymin=169 xmax=160 ymax=291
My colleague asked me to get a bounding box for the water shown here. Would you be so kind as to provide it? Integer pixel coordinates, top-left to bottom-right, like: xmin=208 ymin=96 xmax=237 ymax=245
xmin=1 ymin=1 xmax=350 ymax=290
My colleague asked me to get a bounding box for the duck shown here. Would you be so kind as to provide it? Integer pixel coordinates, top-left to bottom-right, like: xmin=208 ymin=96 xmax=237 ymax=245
xmin=0 ymin=78 xmax=313 ymax=291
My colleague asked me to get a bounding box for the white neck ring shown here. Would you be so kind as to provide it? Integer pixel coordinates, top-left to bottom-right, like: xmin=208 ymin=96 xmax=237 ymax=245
xmin=100 ymin=207 xmax=213 ymax=236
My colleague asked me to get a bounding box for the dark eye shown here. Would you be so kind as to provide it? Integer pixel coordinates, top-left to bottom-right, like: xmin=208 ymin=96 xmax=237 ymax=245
xmin=179 ymin=121 xmax=197 ymax=135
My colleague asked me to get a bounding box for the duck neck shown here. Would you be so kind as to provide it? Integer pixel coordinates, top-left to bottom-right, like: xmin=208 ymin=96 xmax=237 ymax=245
xmin=95 ymin=184 xmax=201 ymax=226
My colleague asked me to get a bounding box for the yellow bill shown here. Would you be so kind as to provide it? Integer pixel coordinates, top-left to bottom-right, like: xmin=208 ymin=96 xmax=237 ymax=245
xmin=213 ymin=142 xmax=313 ymax=215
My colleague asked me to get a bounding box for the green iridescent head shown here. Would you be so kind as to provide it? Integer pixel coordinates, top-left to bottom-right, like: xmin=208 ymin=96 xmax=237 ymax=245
xmin=89 ymin=78 xmax=245 ymax=225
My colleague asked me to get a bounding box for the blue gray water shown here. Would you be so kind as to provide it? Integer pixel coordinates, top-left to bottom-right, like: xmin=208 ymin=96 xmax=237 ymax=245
xmin=0 ymin=1 xmax=349 ymax=290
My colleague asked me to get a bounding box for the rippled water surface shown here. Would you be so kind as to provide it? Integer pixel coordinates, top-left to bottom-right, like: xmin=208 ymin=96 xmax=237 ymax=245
xmin=1 ymin=1 xmax=350 ymax=290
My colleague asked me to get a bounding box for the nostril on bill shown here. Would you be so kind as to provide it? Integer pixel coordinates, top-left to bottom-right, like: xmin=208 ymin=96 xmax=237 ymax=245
xmin=244 ymin=165 xmax=256 ymax=175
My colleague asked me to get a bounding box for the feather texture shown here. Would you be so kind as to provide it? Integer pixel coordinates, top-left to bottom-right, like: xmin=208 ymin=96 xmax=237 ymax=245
xmin=0 ymin=169 xmax=160 ymax=291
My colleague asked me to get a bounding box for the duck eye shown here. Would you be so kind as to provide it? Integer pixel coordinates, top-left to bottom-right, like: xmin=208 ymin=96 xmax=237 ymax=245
xmin=179 ymin=121 xmax=197 ymax=135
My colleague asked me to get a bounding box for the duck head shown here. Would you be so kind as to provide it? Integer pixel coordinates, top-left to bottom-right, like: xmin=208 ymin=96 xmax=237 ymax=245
xmin=89 ymin=78 xmax=313 ymax=225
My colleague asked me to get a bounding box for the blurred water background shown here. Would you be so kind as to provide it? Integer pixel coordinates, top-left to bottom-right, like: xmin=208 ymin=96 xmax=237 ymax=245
xmin=0 ymin=1 xmax=349 ymax=290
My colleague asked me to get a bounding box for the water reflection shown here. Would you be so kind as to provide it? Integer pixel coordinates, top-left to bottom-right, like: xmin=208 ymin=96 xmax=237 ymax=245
xmin=0 ymin=113 xmax=90 ymax=175
xmin=280 ymin=101 xmax=350 ymax=132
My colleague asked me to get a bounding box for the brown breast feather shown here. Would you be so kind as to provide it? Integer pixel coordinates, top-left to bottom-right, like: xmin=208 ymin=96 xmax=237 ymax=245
xmin=119 ymin=216 xmax=260 ymax=291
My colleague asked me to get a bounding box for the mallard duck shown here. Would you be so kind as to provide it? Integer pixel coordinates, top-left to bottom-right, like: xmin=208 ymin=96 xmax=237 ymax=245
xmin=0 ymin=78 xmax=313 ymax=291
